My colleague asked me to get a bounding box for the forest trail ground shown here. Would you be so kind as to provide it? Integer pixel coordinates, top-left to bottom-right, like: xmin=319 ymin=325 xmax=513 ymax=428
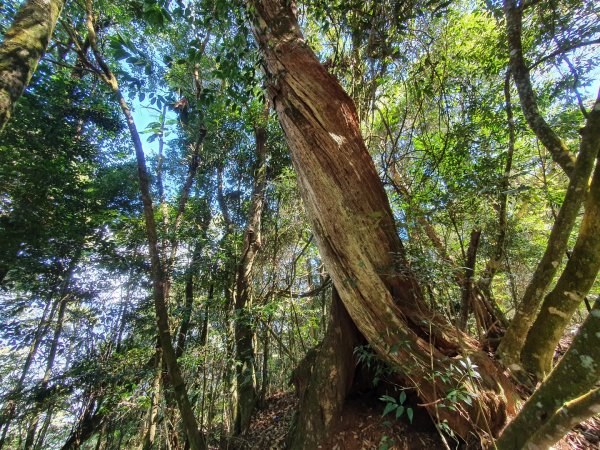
xmin=235 ymin=391 xmax=599 ymax=449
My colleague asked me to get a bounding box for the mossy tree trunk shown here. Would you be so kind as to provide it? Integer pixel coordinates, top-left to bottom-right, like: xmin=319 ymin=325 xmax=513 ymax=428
xmin=496 ymin=300 xmax=600 ymax=449
xmin=247 ymin=0 xmax=515 ymax=442
xmin=521 ymin=154 xmax=600 ymax=378
xmin=525 ymin=387 xmax=600 ymax=449
xmin=498 ymin=0 xmax=600 ymax=369
xmin=502 ymin=0 xmax=575 ymax=176
xmin=0 ymin=0 xmax=65 ymax=131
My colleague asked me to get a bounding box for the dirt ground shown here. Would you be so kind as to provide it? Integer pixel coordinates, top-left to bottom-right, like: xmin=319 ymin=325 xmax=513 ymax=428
xmin=237 ymin=390 xmax=599 ymax=450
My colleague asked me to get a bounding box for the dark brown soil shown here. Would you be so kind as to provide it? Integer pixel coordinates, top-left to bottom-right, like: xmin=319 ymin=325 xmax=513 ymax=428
xmin=319 ymin=393 xmax=443 ymax=450
xmin=240 ymin=391 xmax=443 ymax=450
xmin=239 ymin=390 xmax=599 ymax=449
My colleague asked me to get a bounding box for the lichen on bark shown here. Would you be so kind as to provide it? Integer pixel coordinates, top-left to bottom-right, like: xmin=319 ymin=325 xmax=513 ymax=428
xmin=521 ymin=154 xmax=600 ymax=378
xmin=497 ymin=0 xmax=600 ymax=368
xmin=496 ymin=300 xmax=600 ymax=449
xmin=0 ymin=0 xmax=65 ymax=131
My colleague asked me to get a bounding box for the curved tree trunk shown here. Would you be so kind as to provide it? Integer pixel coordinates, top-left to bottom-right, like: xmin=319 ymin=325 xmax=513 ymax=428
xmin=524 ymin=387 xmax=600 ymax=449
xmin=521 ymin=156 xmax=600 ymax=378
xmin=503 ymin=0 xmax=575 ymax=176
xmin=497 ymin=0 xmax=600 ymax=369
xmin=497 ymin=91 xmax=600 ymax=370
xmin=496 ymin=299 xmax=600 ymax=449
xmin=0 ymin=0 xmax=65 ymax=131
xmin=63 ymin=3 xmax=206 ymax=447
xmin=247 ymin=0 xmax=515 ymax=442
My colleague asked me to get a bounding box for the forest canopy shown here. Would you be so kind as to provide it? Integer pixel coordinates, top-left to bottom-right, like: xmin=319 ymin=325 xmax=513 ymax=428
xmin=0 ymin=0 xmax=599 ymax=449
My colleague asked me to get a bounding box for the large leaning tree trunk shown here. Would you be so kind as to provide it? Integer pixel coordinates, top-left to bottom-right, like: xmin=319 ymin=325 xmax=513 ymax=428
xmin=0 ymin=0 xmax=65 ymax=131
xmin=246 ymin=0 xmax=515 ymax=443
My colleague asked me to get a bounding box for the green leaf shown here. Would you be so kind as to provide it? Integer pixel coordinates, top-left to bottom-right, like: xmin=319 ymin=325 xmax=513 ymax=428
xmin=382 ymin=403 xmax=397 ymax=417
xmin=399 ymin=391 xmax=407 ymax=404
xmin=407 ymin=408 xmax=414 ymax=424
xmin=395 ymin=405 xmax=405 ymax=419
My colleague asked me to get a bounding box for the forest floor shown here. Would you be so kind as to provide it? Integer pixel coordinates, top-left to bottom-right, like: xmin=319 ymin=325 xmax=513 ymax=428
xmin=236 ymin=389 xmax=600 ymax=449
xmin=234 ymin=332 xmax=600 ymax=449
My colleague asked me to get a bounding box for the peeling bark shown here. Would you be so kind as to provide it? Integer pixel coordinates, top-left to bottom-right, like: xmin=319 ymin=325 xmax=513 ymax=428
xmin=247 ymin=0 xmax=514 ymax=441
xmin=0 ymin=0 xmax=65 ymax=131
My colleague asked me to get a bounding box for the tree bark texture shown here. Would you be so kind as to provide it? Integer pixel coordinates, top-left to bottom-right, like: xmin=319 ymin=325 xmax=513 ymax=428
xmin=0 ymin=0 xmax=65 ymax=131
xmin=233 ymin=116 xmax=268 ymax=434
xmin=503 ymin=0 xmax=575 ymax=176
xmin=287 ymin=289 xmax=361 ymax=450
xmin=521 ymin=152 xmax=600 ymax=378
xmin=497 ymin=87 xmax=600 ymax=369
xmin=525 ymin=387 xmax=600 ymax=449
xmin=496 ymin=300 xmax=600 ymax=449
xmin=247 ymin=0 xmax=514 ymax=441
